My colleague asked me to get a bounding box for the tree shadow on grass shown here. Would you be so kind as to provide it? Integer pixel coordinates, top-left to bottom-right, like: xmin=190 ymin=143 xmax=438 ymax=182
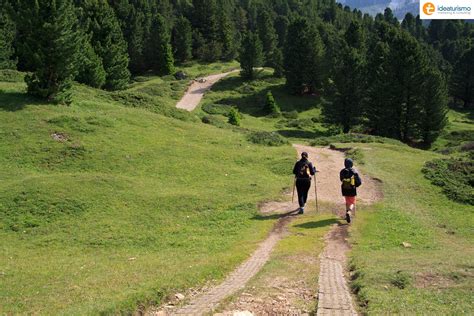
xmin=276 ymin=129 xmax=328 ymax=139
xmin=209 ymin=74 xmax=320 ymax=117
xmin=294 ymin=218 xmax=338 ymax=229
xmin=0 ymin=91 xmax=43 ymax=112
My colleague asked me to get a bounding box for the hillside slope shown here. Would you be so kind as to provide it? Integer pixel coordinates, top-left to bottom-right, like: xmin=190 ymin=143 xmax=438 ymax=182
xmin=0 ymin=77 xmax=293 ymax=314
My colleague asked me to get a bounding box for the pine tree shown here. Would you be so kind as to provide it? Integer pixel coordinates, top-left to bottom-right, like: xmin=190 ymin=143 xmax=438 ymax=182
xmin=264 ymin=91 xmax=280 ymax=115
xmin=274 ymin=15 xmax=289 ymax=48
xmin=272 ymin=48 xmax=284 ymax=78
xmin=172 ymin=16 xmax=193 ymax=63
xmin=257 ymin=9 xmax=277 ymax=66
xmin=421 ymin=69 xmax=448 ymax=145
xmin=0 ymin=3 xmax=16 ymax=69
xmin=148 ymin=14 xmax=174 ymax=75
xmin=76 ymin=39 xmax=106 ymax=88
xmin=365 ymin=41 xmax=397 ymax=137
xmin=322 ymin=44 xmax=365 ymax=133
xmin=218 ymin=2 xmax=236 ymax=61
xmin=239 ymin=32 xmax=263 ymax=80
xmin=228 ymin=107 xmax=241 ymax=126
xmin=345 ymin=20 xmax=365 ymax=51
xmin=127 ymin=7 xmax=146 ymax=74
xmin=451 ymin=47 xmax=474 ymax=109
xmin=284 ymin=17 xmax=324 ymax=94
xmin=80 ymin=0 xmax=130 ymax=90
xmin=22 ymin=0 xmax=82 ymax=103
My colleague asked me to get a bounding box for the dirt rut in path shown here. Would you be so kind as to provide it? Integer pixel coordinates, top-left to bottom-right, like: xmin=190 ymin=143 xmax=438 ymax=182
xmin=176 ymin=71 xmax=238 ymax=111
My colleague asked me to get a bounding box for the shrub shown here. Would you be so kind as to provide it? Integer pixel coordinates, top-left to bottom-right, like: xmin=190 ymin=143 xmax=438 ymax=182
xmin=228 ymin=108 xmax=241 ymax=126
xmin=282 ymin=110 xmax=298 ymax=119
xmin=311 ymin=133 xmax=403 ymax=146
xmin=422 ymin=156 xmax=474 ymax=205
xmin=391 ymin=271 xmax=412 ymax=289
xmin=202 ymin=103 xmax=232 ymax=116
xmin=264 ymin=91 xmax=280 ymax=116
xmin=286 ymin=118 xmax=313 ymax=129
xmin=247 ymin=131 xmax=288 ymax=146
xmin=0 ymin=69 xmax=25 ymax=82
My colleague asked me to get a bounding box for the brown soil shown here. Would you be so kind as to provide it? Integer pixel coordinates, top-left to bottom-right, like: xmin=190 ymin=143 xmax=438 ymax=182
xmin=176 ymin=70 xmax=238 ymax=111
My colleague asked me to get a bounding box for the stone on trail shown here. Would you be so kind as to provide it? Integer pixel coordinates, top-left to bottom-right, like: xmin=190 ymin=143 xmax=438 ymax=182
xmin=402 ymin=242 xmax=412 ymax=248
xmin=175 ymin=293 xmax=185 ymax=300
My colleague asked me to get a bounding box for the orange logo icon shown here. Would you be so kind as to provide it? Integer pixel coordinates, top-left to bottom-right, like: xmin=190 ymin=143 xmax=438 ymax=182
xmin=423 ymin=2 xmax=436 ymax=15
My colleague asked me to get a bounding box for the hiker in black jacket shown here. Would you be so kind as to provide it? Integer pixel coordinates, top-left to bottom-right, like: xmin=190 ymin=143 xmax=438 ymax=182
xmin=340 ymin=158 xmax=362 ymax=223
xmin=292 ymin=152 xmax=316 ymax=214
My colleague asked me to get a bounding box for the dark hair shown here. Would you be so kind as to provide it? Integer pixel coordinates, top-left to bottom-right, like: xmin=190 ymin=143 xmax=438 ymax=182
xmin=301 ymin=152 xmax=308 ymax=158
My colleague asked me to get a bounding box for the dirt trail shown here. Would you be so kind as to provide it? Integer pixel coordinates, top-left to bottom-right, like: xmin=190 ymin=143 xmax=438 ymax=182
xmin=176 ymin=70 xmax=238 ymax=111
xmin=148 ymin=144 xmax=381 ymax=316
xmin=164 ymin=82 xmax=382 ymax=315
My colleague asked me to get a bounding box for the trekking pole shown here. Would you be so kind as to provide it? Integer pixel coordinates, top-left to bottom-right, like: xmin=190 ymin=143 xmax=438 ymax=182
xmin=314 ymin=172 xmax=319 ymax=213
xmin=292 ymin=177 xmax=296 ymax=203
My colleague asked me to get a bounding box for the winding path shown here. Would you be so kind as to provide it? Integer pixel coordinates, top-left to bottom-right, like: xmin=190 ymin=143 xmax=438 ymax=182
xmin=161 ymin=72 xmax=382 ymax=315
xmin=176 ymin=70 xmax=238 ymax=111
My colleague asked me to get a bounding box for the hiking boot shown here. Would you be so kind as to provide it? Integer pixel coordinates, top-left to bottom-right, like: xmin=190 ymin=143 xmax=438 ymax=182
xmin=298 ymin=207 xmax=304 ymax=215
xmin=345 ymin=211 xmax=351 ymax=223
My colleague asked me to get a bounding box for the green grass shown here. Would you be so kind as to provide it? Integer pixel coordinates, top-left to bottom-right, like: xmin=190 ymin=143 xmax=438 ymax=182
xmin=347 ymin=143 xmax=474 ymax=314
xmin=431 ymin=108 xmax=474 ymax=154
xmin=0 ymin=75 xmax=294 ymax=314
xmin=197 ymin=69 xmax=327 ymax=142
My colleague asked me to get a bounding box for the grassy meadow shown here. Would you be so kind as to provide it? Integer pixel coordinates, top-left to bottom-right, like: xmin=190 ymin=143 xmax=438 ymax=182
xmin=0 ymin=65 xmax=295 ymax=314
xmin=347 ymin=143 xmax=473 ymax=314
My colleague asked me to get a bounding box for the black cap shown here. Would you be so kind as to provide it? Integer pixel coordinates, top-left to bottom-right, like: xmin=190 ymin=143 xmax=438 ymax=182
xmin=301 ymin=152 xmax=308 ymax=158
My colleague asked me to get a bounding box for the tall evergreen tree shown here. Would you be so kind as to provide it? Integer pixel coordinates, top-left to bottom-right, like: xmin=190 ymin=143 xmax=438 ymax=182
xmin=172 ymin=16 xmax=193 ymax=63
xmin=272 ymin=47 xmax=284 ymax=78
xmin=322 ymin=44 xmax=365 ymax=133
xmin=76 ymin=37 xmax=106 ymax=88
xmin=218 ymin=2 xmax=237 ymax=61
xmin=21 ymin=0 xmax=82 ymax=103
xmin=0 ymin=3 xmax=16 ymax=69
xmin=345 ymin=20 xmax=365 ymax=51
xmin=421 ymin=69 xmax=448 ymax=145
xmin=148 ymin=14 xmax=174 ymax=75
xmin=79 ymin=0 xmax=130 ymax=90
xmin=239 ymin=32 xmax=263 ymax=80
xmin=274 ymin=15 xmax=289 ymax=48
xmin=451 ymin=46 xmax=474 ymax=109
xmin=257 ymin=9 xmax=277 ymax=66
xmin=284 ymin=17 xmax=324 ymax=94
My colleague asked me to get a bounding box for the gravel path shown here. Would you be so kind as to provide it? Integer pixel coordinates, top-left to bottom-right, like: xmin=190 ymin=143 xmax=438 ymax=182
xmin=176 ymin=71 xmax=238 ymax=111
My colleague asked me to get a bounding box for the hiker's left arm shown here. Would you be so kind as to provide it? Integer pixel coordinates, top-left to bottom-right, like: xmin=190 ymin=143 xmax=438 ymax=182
xmin=310 ymin=162 xmax=316 ymax=175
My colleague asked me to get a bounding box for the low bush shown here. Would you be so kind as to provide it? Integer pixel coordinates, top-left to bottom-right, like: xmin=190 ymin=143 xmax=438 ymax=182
xmin=247 ymin=131 xmax=288 ymax=146
xmin=110 ymin=91 xmax=194 ymax=122
xmin=202 ymin=103 xmax=233 ymax=115
xmin=285 ymin=118 xmax=313 ymax=129
xmin=282 ymin=110 xmax=298 ymax=119
xmin=311 ymin=133 xmax=403 ymax=146
xmin=0 ymin=69 xmax=25 ymax=82
xmin=422 ymin=155 xmax=474 ymax=205
xmin=391 ymin=271 xmax=412 ymax=289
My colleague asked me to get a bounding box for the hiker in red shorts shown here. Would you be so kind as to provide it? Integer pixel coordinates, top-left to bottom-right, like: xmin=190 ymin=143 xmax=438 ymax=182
xmin=340 ymin=158 xmax=362 ymax=223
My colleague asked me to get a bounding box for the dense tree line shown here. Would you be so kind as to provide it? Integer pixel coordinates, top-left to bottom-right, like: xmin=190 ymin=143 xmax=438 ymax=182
xmin=0 ymin=0 xmax=472 ymax=144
